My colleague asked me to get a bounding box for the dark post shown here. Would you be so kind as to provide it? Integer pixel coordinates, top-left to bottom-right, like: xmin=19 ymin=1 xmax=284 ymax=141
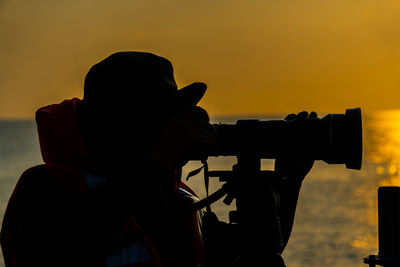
xmin=364 ymin=186 xmax=400 ymax=266
xmin=378 ymin=186 xmax=400 ymax=257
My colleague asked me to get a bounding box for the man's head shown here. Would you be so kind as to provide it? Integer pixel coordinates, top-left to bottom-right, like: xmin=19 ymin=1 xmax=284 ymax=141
xmin=78 ymin=52 xmax=213 ymax=173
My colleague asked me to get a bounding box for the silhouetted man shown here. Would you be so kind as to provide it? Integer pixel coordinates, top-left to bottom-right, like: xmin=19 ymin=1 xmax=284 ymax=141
xmin=1 ymin=51 xmax=314 ymax=267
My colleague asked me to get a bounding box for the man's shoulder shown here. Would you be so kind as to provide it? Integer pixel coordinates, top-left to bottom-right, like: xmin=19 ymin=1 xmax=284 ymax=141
xmin=2 ymin=165 xmax=64 ymax=233
xmin=20 ymin=164 xmax=51 ymax=180
xmin=21 ymin=163 xmax=82 ymax=179
xmin=11 ymin=165 xmax=62 ymax=203
xmin=14 ymin=164 xmax=52 ymax=193
xmin=17 ymin=163 xmax=89 ymax=197
xmin=8 ymin=164 xmax=90 ymax=210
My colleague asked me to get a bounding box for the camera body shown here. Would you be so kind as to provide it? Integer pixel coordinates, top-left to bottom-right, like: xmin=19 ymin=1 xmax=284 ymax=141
xmin=213 ymin=108 xmax=362 ymax=170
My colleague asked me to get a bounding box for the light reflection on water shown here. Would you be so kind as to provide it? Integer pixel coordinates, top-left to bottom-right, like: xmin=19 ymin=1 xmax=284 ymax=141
xmin=348 ymin=110 xmax=400 ymax=260
xmin=366 ymin=110 xmax=400 ymax=185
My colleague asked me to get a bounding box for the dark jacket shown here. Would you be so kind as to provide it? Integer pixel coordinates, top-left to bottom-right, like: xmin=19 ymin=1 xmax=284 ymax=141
xmin=1 ymin=98 xmax=201 ymax=267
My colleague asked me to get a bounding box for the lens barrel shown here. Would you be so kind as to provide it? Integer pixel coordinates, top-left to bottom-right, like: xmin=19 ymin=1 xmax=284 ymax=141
xmin=213 ymin=108 xmax=362 ymax=170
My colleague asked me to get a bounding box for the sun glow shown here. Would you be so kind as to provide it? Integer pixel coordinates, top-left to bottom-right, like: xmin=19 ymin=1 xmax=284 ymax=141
xmin=366 ymin=110 xmax=400 ymax=186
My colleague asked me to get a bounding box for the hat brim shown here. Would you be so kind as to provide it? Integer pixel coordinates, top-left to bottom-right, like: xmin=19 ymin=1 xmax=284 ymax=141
xmin=176 ymin=82 xmax=207 ymax=107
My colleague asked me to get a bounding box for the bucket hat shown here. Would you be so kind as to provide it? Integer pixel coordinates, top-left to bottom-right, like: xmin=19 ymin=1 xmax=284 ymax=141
xmin=82 ymin=51 xmax=206 ymax=118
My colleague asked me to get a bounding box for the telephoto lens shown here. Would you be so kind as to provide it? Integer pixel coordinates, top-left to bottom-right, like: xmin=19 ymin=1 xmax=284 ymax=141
xmin=213 ymin=108 xmax=362 ymax=170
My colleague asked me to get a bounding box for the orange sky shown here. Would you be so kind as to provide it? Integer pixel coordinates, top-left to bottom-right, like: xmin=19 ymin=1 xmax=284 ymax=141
xmin=1 ymin=0 xmax=400 ymax=118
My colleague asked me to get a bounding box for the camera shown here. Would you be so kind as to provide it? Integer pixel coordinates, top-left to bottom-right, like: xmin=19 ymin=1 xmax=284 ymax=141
xmin=212 ymin=108 xmax=362 ymax=170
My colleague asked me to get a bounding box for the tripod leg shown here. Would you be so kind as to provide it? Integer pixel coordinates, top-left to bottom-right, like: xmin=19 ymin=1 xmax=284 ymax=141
xmin=234 ymin=156 xmax=285 ymax=266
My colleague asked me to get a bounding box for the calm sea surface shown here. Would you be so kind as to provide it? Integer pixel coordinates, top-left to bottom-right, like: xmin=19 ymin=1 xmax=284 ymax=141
xmin=0 ymin=112 xmax=398 ymax=266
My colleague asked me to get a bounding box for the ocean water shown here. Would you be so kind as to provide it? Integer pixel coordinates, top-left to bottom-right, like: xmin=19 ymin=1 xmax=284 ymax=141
xmin=0 ymin=112 xmax=397 ymax=266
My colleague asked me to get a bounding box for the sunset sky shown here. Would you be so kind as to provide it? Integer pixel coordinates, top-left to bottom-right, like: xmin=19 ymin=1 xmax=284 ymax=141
xmin=1 ymin=0 xmax=400 ymax=118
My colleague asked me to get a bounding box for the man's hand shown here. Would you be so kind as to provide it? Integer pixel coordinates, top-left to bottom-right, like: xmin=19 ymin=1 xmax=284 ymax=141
xmin=147 ymin=106 xmax=218 ymax=170
xmin=274 ymin=111 xmax=317 ymax=184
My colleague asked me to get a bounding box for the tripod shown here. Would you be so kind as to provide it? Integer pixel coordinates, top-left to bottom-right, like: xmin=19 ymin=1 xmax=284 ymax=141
xmin=195 ymin=154 xmax=287 ymax=267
